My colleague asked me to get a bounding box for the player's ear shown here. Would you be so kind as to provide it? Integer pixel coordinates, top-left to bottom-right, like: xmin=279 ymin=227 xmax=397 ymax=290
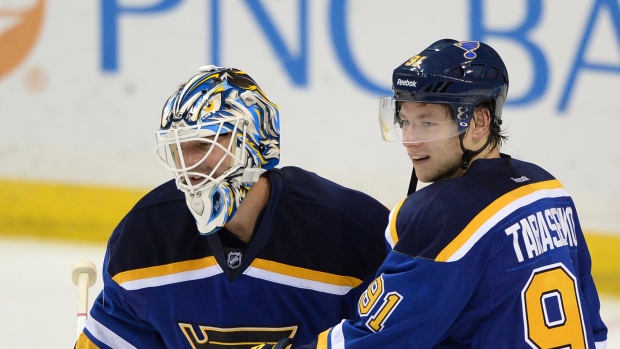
xmin=470 ymin=107 xmax=491 ymax=139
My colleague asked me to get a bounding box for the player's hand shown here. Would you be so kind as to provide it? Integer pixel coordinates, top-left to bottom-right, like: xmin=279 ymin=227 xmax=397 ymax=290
xmin=250 ymin=338 xmax=293 ymax=349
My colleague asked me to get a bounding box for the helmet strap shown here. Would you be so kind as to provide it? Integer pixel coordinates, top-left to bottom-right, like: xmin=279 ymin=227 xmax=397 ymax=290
xmin=406 ymin=166 xmax=418 ymax=196
xmin=459 ymin=133 xmax=492 ymax=170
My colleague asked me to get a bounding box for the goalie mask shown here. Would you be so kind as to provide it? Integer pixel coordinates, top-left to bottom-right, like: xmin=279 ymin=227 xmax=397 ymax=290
xmin=156 ymin=66 xmax=280 ymax=235
xmin=379 ymin=39 xmax=509 ymax=144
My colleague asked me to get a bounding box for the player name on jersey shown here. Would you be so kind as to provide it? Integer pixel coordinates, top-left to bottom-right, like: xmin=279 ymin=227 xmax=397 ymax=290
xmin=505 ymin=206 xmax=577 ymax=262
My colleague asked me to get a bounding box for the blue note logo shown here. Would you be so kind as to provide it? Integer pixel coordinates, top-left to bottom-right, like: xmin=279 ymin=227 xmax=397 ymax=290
xmin=454 ymin=41 xmax=480 ymax=60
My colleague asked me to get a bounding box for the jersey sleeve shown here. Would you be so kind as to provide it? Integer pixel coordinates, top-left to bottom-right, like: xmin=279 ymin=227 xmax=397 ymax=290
xmin=575 ymin=223 xmax=608 ymax=346
xmin=580 ymin=269 xmax=609 ymax=349
xmin=76 ymin=248 xmax=164 ymax=349
xmin=296 ymin=252 xmax=480 ymax=349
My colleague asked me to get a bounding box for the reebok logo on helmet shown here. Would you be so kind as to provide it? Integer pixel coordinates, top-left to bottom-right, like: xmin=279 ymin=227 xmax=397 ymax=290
xmin=396 ymin=79 xmax=417 ymax=88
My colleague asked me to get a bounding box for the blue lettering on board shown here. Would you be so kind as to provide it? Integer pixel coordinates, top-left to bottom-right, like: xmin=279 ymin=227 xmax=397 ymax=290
xmin=101 ymin=0 xmax=182 ymax=71
xmin=98 ymin=0 xmax=620 ymax=114
xmin=559 ymin=0 xmax=620 ymax=112
xmin=470 ymin=0 xmax=548 ymax=107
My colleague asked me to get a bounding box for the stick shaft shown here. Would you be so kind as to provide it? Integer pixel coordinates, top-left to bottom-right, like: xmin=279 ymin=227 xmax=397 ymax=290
xmin=76 ymin=273 xmax=90 ymax=339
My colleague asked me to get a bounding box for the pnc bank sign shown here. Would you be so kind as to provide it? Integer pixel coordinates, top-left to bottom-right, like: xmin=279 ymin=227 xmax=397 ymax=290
xmin=3 ymin=0 xmax=620 ymax=114
xmin=99 ymin=0 xmax=620 ymax=113
xmin=0 ymin=0 xmax=44 ymax=79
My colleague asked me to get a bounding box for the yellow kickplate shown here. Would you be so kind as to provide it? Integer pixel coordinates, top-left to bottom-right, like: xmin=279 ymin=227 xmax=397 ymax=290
xmin=0 ymin=178 xmax=146 ymax=243
xmin=0 ymin=178 xmax=618 ymax=296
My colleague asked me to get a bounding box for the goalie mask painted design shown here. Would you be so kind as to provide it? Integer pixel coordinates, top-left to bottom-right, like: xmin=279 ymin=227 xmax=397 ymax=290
xmin=379 ymin=39 xmax=509 ymax=144
xmin=156 ymin=66 xmax=280 ymax=235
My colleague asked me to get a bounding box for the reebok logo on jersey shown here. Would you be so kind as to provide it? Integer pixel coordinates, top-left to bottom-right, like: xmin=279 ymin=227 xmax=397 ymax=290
xmin=511 ymin=176 xmax=530 ymax=183
xmin=396 ymin=79 xmax=417 ymax=87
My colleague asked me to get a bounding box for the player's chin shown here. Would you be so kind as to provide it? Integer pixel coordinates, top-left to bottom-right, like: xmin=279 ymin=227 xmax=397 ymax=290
xmin=412 ymin=168 xmax=433 ymax=184
xmin=411 ymin=160 xmax=433 ymax=180
xmin=414 ymin=165 xmax=455 ymax=184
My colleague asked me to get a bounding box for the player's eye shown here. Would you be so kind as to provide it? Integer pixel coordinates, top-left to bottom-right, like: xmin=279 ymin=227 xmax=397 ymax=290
xmin=196 ymin=142 xmax=213 ymax=151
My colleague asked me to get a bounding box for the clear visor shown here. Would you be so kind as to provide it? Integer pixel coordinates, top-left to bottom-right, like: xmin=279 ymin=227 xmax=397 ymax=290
xmin=379 ymin=97 xmax=464 ymax=144
xmin=155 ymin=119 xmax=246 ymax=192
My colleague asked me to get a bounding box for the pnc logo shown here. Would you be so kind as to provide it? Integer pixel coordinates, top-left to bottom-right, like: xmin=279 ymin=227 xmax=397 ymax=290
xmin=0 ymin=0 xmax=45 ymax=79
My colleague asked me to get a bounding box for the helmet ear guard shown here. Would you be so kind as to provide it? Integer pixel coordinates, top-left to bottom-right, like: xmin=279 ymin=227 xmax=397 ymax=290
xmin=156 ymin=67 xmax=280 ymax=235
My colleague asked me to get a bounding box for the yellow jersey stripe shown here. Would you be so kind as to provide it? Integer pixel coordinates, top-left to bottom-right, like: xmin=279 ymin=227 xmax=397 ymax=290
xmin=250 ymin=258 xmax=362 ymax=287
xmin=76 ymin=332 xmax=101 ymax=349
xmin=436 ymin=180 xmax=564 ymax=262
xmin=387 ymin=198 xmax=407 ymax=248
xmin=316 ymin=327 xmax=330 ymax=349
xmin=113 ymin=256 xmax=219 ymax=284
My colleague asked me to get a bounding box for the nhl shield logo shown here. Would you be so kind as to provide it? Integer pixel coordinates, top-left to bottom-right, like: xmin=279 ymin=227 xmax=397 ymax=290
xmin=227 ymin=252 xmax=242 ymax=269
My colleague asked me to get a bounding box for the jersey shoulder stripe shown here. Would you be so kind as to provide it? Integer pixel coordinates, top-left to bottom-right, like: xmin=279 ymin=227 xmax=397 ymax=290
xmin=113 ymin=256 xmax=222 ymax=290
xmin=436 ymin=179 xmax=566 ymax=262
xmin=386 ymin=198 xmax=407 ymax=248
xmin=393 ymin=156 xmax=564 ymax=260
xmin=245 ymin=259 xmax=363 ymax=295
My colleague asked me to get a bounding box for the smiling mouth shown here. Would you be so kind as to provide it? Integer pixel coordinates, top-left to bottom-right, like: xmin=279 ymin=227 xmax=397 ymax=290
xmin=411 ymin=155 xmax=430 ymax=161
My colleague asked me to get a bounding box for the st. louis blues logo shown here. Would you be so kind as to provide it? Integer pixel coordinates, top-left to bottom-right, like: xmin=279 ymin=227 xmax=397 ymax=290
xmin=454 ymin=41 xmax=480 ymax=59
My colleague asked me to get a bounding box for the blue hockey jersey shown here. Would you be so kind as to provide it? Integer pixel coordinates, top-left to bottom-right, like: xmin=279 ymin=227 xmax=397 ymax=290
xmin=75 ymin=166 xmax=389 ymax=348
xmin=299 ymin=155 xmax=608 ymax=348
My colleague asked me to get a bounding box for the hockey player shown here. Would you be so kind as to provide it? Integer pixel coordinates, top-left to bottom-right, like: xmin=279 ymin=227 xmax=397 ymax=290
xmin=258 ymin=39 xmax=609 ymax=348
xmin=74 ymin=66 xmax=389 ymax=348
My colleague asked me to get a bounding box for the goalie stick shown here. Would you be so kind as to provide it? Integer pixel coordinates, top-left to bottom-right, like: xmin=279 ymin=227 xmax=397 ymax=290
xmin=72 ymin=260 xmax=97 ymax=339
